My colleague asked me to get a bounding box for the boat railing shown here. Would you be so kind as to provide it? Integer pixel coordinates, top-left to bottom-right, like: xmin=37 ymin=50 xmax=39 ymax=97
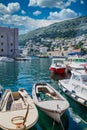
xmin=0 ymin=89 xmax=11 ymax=110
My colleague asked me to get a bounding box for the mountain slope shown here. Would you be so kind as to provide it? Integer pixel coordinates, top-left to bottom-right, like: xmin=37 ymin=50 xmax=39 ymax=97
xmin=19 ymin=16 xmax=87 ymax=46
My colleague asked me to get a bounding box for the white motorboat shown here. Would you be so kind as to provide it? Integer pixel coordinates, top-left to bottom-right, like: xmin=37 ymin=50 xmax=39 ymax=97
xmin=32 ymin=82 xmax=69 ymax=123
xmin=66 ymin=56 xmax=87 ymax=72
xmin=14 ymin=55 xmax=31 ymax=61
xmin=0 ymin=88 xmax=38 ymax=130
xmin=49 ymin=58 xmax=66 ymax=74
xmin=58 ymin=70 xmax=87 ymax=107
xmin=0 ymin=56 xmax=14 ymax=62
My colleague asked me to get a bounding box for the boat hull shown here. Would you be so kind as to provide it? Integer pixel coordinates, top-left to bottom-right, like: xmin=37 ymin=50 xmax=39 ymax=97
xmin=49 ymin=67 xmax=66 ymax=74
xmin=32 ymin=82 xmax=69 ymax=123
xmin=58 ymin=81 xmax=87 ymax=107
xmin=37 ymin=105 xmax=66 ymax=123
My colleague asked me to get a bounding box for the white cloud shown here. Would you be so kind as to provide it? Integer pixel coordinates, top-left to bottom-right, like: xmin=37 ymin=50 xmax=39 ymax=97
xmin=0 ymin=2 xmax=78 ymax=34
xmin=48 ymin=8 xmax=77 ymax=20
xmin=0 ymin=3 xmax=8 ymax=15
xmin=0 ymin=14 xmax=56 ymax=34
xmin=80 ymin=0 xmax=84 ymax=4
xmin=0 ymin=2 xmax=20 ymax=14
xmin=0 ymin=8 xmax=78 ymax=34
xmin=7 ymin=3 xmax=20 ymax=13
xmin=33 ymin=10 xmax=41 ymax=16
xmin=21 ymin=10 xmax=26 ymax=15
xmin=28 ymin=0 xmax=77 ymax=9
xmin=0 ymin=3 xmax=55 ymax=34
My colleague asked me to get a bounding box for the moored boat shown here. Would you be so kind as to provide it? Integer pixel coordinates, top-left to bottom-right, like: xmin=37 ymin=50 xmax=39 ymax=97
xmin=66 ymin=56 xmax=87 ymax=72
xmin=0 ymin=56 xmax=14 ymax=62
xmin=49 ymin=58 xmax=66 ymax=74
xmin=0 ymin=88 xmax=38 ymax=130
xmin=32 ymin=82 xmax=69 ymax=123
xmin=58 ymin=69 xmax=87 ymax=107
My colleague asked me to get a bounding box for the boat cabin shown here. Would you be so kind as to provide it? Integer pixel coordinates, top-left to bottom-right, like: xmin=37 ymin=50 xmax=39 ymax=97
xmin=52 ymin=58 xmax=65 ymax=65
xmin=68 ymin=70 xmax=87 ymax=99
xmin=70 ymin=70 xmax=87 ymax=84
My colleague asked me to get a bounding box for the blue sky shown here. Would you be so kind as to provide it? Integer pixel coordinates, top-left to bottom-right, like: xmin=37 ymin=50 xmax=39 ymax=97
xmin=0 ymin=0 xmax=87 ymax=34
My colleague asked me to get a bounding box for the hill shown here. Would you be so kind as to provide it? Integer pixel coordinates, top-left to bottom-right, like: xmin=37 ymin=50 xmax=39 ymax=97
xmin=19 ymin=16 xmax=87 ymax=46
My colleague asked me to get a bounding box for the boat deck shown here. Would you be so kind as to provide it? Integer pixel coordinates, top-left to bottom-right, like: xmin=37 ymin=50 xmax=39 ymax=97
xmin=0 ymin=89 xmax=38 ymax=130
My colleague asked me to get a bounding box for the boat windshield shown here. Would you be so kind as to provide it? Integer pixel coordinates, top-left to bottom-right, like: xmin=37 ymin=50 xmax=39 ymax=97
xmin=72 ymin=74 xmax=81 ymax=81
xmin=81 ymin=75 xmax=87 ymax=83
xmin=53 ymin=59 xmax=64 ymax=64
xmin=72 ymin=73 xmax=87 ymax=83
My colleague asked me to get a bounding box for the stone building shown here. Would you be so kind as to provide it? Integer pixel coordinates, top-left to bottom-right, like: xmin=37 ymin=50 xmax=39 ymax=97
xmin=0 ymin=26 xmax=19 ymax=58
xmin=40 ymin=46 xmax=48 ymax=53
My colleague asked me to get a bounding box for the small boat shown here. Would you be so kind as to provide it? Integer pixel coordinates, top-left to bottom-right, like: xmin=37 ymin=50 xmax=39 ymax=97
xmin=0 ymin=88 xmax=38 ymax=130
xmin=32 ymin=82 xmax=69 ymax=123
xmin=0 ymin=56 xmax=14 ymax=62
xmin=49 ymin=58 xmax=66 ymax=74
xmin=14 ymin=55 xmax=30 ymax=61
xmin=58 ymin=69 xmax=87 ymax=107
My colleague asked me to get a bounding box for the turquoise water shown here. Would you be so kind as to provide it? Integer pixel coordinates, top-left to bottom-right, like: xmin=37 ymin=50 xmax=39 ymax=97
xmin=0 ymin=57 xmax=87 ymax=130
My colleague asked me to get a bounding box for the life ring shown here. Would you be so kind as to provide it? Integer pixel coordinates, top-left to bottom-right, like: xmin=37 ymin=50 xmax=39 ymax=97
xmin=11 ymin=116 xmax=24 ymax=128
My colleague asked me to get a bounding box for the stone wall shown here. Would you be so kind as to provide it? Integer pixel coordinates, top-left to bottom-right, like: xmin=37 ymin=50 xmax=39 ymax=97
xmin=0 ymin=26 xmax=19 ymax=58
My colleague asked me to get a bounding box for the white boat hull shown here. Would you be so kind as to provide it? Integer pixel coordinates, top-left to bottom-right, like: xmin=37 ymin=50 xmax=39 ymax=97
xmin=58 ymin=80 xmax=87 ymax=107
xmin=32 ymin=83 xmax=69 ymax=123
xmin=39 ymin=107 xmax=64 ymax=123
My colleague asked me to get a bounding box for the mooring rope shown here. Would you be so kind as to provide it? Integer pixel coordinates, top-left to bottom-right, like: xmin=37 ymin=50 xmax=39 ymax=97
xmin=57 ymin=104 xmax=65 ymax=130
xmin=23 ymin=104 xmax=29 ymax=130
xmin=23 ymin=104 xmax=29 ymax=125
xmin=59 ymin=117 xmax=65 ymax=130
xmin=51 ymin=104 xmax=65 ymax=130
xmin=51 ymin=119 xmax=55 ymax=130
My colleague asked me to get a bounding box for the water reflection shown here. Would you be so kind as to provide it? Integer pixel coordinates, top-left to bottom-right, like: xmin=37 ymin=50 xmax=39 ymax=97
xmin=0 ymin=62 xmax=19 ymax=90
xmin=50 ymin=71 xmax=71 ymax=81
xmin=66 ymin=95 xmax=87 ymax=123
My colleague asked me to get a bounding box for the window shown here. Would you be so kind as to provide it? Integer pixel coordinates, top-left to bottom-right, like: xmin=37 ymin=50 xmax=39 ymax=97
xmin=72 ymin=74 xmax=80 ymax=81
xmin=1 ymin=49 xmax=4 ymax=52
xmin=11 ymin=43 xmax=13 ymax=46
xmin=1 ymin=35 xmax=3 ymax=38
xmin=82 ymin=75 xmax=87 ymax=82
xmin=11 ymin=49 xmax=13 ymax=52
xmin=1 ymin=42 xmax=3 ymax=45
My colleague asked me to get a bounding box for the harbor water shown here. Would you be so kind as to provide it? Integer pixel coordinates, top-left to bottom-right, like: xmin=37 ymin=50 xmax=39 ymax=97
xmin=0 ymin=57 xmax=87 ymax=130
